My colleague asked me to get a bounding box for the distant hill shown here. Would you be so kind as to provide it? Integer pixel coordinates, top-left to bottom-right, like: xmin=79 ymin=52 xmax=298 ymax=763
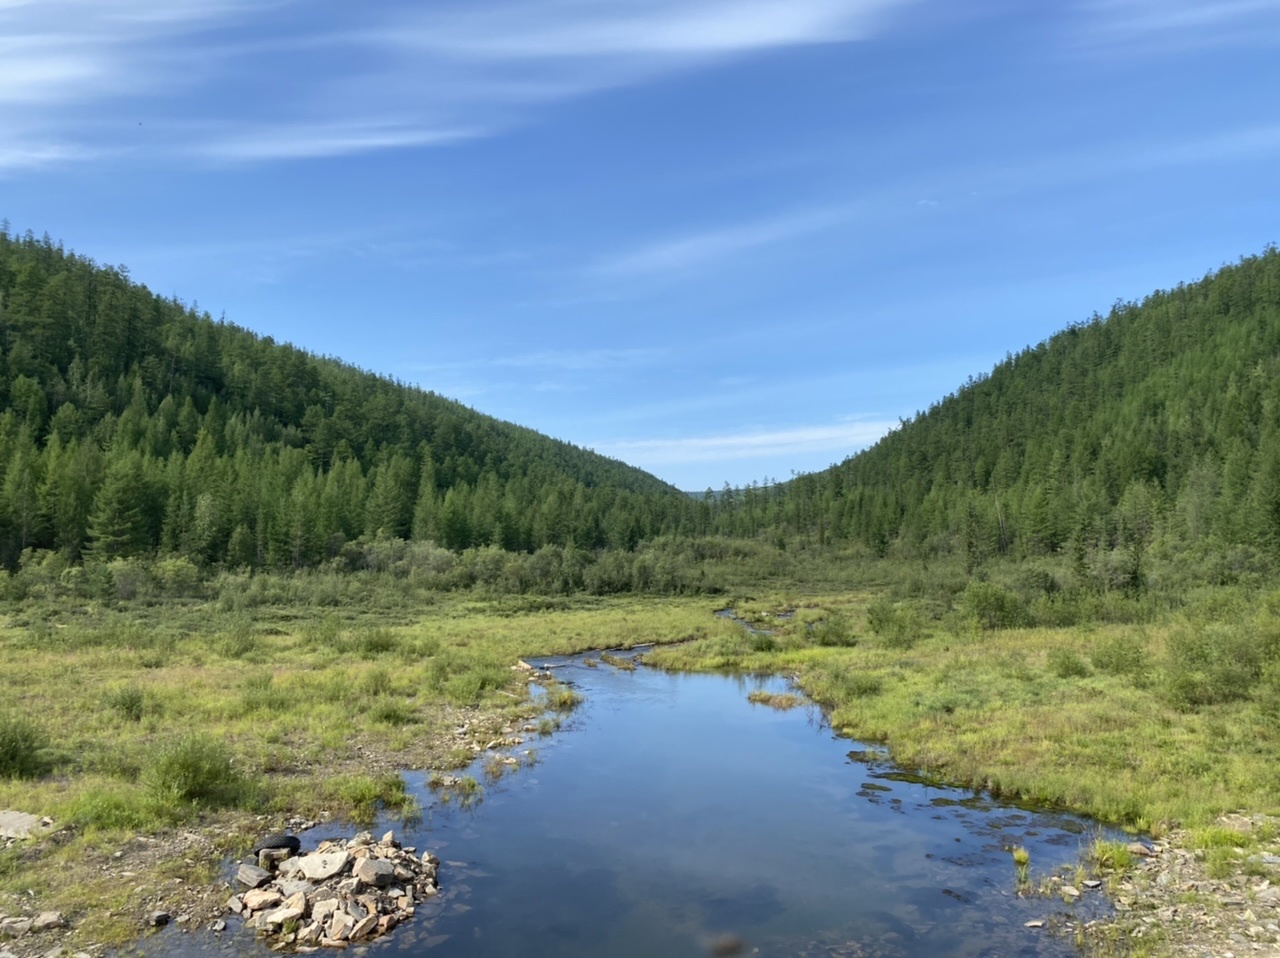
xmin=712 ymin=247 xmax=1280 ymax=578
xmin=0 ymin=226 xmax=687 ymax=569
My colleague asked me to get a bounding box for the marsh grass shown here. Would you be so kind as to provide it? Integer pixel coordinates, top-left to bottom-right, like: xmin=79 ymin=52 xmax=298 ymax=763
xmin=599 ymin=651 xmax=636 ymax=671
xmin=746 ymin=690 xmax=804 ymax=710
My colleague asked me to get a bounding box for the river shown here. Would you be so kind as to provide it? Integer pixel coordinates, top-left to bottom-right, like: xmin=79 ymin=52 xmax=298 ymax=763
xmin=154 ymin=647 xmax=1113 ymax=957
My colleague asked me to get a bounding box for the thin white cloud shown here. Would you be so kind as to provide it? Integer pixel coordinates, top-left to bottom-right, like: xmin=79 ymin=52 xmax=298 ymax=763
xmin=411 ymin=347 xmax=669 ymax=374
xmin=594 ymin=206 xmax=852 ymax=277
xmin=0 ymin=0 xmax=918 ymax=168
xmin=196 ymin=122 xmax=480 ymax=162
xmin=388 ymin=0 xmax=904 ymax=60
xmin=1074 ymin=0 xmax=1280 ymax=53
xmin=595 ymin=419 xmax=894 ymax=464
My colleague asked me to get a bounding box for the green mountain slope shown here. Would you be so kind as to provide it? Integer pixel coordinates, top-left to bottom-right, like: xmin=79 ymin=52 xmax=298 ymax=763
xmin=718 ymin=247 xmax=1280 ymax=577
xmin=0 ymin=227 xmax=686 ymax=568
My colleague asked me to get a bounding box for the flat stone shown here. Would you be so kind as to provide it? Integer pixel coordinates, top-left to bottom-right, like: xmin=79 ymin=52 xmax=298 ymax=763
xmin=260 ymin=893 xmax=306 ymax=929
xmin=0 ymin=811 xmax=51 ymax=840
xmin=276 ymin=880 xmax=314 ymax=898
xmin=1083 ymin=880 xmax=1102 ymax=889
xmin=1061 ymin=885 xmax=1081 ymax=898
xmin=31 ymin=912 xmax=65 ymax=932
xmin=352 ymin=858 xmax=395 ymax=888
xmin=1126 ymin=842 xmax=1153 ymax=857
xmin=1025 ymin=919 xmax=1045 ymax=929
xmin=0 ymin=918 xmax=32 ymax=938
xmin=327 ymin=911 xmax=355 ymax=941
xmin=147 ymin=912 xmax=170 ymax=928
xmin=241 ymin=888 xmax=283 ymax=912
xmin=298 ymin=851 xmax=350 ymax=882
xmin=311 ymin=900 xmax=340 ymax=925
xmin=349 ymin=914 xmax=378 ymax=941
xmin=236 ymin=863 xmax=273 ymax=889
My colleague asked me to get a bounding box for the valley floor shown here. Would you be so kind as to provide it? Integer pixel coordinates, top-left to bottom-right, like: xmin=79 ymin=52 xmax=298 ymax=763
xmin=2 ymin=580 xmax=1279 ymax=957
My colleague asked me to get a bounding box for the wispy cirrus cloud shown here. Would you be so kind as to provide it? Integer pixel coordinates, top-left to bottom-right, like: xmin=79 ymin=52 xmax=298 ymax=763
xmin=1073 ymin=0 xmax=1280 ymax=53
xmin=594 ymin=417 xmax=894 ymax=465
xmin=411 ymin=347 xmax=669 ymax=374
xmin=0 ymin=0 xmax=918 ymax=170
xmin=593 ymin=206 xmax=852 ymax=278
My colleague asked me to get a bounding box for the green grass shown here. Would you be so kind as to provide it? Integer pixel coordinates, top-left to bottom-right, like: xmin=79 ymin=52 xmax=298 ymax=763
xmin=645 ymin=590 xmax=1280 ymax=830
xmin=0 ymin=712 xmax=47 ymax=779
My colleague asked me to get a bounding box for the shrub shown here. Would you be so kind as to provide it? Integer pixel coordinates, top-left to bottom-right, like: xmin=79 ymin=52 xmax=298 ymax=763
xmin=141 ymin=734 xmax=244 ymax=808
xmin=812 ymin=612 xmax=858 ymax=647
xmin=1091 ymin=634 xmax=1147 ymax=676
xmin=106 ymin=684 xmax=146 ymax=722
xmin=960 ymin=581 xmax=1029 ymax=630
xmin=1163 ymin=621 xmax=1267 ymax=708
xmin=866 ymin=598 xmax=924 ymax=648
xmin=0 ymin=713 xmax=47 ymax=779
xmin=1047 ymin=647 xmax=1091 ymax=679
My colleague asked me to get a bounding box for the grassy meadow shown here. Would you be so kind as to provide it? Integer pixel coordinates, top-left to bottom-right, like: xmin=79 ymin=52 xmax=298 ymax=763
xmin=4 ymin=551 xmax=1280 ymax=950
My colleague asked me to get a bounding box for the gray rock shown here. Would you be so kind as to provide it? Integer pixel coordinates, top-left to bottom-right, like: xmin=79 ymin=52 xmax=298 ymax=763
xmin=298 ymin=851 xmax=351 ymax=882
xmin=31 ymin=912 xmax=64 ymax=932
xmin=349 ymin=914 xmax=378 ymax=941
xmin=236 ymin=863 xmax=273 ymax=889
xmin=0 ymin=918 xmax=32 ymax=938
xmin=352 ymin=858 xmax=395 ymax=888
xmin=0 ymin=811 xmax=52 ymax=840
xmin=327 ymin=911 xmax=355 ymax=941
xmin=209 ymin=919 xmax=226 ymax=933
xmin=146 ymin=911 xmax=170 ymax=928
xmin=311 ymin=900 xmax=340 ymax=925
xmin=260 ymin=892 xmax=307 ymax=929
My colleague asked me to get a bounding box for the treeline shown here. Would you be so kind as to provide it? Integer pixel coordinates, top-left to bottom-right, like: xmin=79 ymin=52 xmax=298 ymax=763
xmin=5 ymin=223 xmax=1280 ymax=588
xmin=705 ymin=247 xmax=1280 ymax=584
xmin=0 ymin=226 xmax=702 ymax=569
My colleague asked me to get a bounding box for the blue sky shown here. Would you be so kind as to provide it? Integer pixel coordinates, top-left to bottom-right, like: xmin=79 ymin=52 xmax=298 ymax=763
xmin=3 ymin=0 xmax=1279 ymax=490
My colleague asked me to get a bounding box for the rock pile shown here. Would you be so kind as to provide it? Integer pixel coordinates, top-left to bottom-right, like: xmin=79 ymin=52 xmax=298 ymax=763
xmin=226 ymin=830 xmax=439 ymax=949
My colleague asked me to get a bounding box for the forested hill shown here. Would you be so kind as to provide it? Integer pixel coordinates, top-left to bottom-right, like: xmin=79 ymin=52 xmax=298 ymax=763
xmin=0 ymin=227 xmax=687 ymax=569
xmin=751 ymin=246 xmax=1280 ymax=574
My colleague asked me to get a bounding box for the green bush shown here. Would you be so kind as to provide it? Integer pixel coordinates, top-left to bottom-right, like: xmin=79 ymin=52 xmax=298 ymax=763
xmin=866 ymin=598 xmax=924 ymax=648
xmin=1091 ymin=634 xmax=1147 ymax=676
xmin=959 ymin=581 xmax=1029 ymax=630
xmin=1163 ymin=622 xmax=1267 ymax=708
xmin=1047 ymin=647 xmax=1091 ymax=679
xmin=141 ymin=734 xmax=244 ymax=808
xmin=0 ymin=713 xmax=47 ymax=779
xmin=812 ymin=612 xmax=858 ymax=647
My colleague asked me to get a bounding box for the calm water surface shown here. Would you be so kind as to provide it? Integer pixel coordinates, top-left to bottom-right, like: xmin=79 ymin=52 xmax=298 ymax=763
xmin=159 ymin=650 xmax=1113 ymax=957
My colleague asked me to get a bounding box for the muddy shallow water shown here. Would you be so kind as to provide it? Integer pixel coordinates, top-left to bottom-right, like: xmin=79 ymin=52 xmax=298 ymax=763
xmin=151 ymin=650 xmax=1114 ymax=957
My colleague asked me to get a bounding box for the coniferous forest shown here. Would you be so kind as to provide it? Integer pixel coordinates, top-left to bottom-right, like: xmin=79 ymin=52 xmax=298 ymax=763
xmin=3 ymin=224 xmax=1280 ymax=595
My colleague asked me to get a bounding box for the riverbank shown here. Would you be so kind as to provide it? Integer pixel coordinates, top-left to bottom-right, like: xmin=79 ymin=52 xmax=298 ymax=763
xmin=645 ymin=592 xmax=1280 ymax=956
xmin=0 ymin=594 xmax=726 ymax=955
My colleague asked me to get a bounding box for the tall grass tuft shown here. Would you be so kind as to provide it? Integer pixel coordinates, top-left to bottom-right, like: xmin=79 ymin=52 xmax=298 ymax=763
xmin=0 ymin=713 xmax=47 ymax=779
xmin=141 ymin=734 xmax=245 ymax=809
